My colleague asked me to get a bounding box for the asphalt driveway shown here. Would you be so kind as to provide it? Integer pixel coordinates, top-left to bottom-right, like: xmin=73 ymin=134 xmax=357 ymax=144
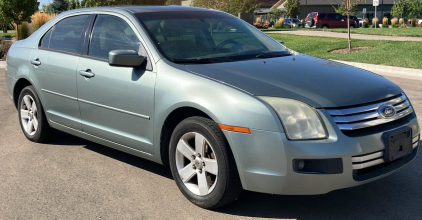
xmin=0 ymin=69 xmax=421 ymax=219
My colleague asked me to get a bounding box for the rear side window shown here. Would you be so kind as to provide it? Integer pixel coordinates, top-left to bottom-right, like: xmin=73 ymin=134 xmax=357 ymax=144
xmin=49 ymin=15 xmax=89 ymax=54
xmin=39 ymin=28 xmax=52 ymax=48
xmin=327 ymin=14 xmax=335 ymax=19
xmin=318 ymin=13 xmax=326 ymax=19
xmin=89 ymin=15 xmax=141 ymax=59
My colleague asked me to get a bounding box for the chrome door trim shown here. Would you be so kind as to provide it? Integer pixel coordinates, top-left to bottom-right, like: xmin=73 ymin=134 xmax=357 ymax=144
xmin=49 ymin=119 xmax=153 ymax=156
xmin=41 ymin=89 xmax=150 ymax=120
xmin=78 ymin=99 xmax=150 ymax=119
xmin=42 ymin=89 xmax=78 ymax=101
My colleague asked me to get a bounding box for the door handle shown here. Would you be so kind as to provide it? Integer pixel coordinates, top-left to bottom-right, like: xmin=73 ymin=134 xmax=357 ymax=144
xmin=79 ymin=69 xmax=95 ymax=78
xmin=30 ymin=59 xmax=41 ymax=66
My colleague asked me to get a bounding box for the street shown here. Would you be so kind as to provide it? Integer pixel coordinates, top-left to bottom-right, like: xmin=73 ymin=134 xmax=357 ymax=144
xmin=0 ymin=69 xmax=421 ymax=219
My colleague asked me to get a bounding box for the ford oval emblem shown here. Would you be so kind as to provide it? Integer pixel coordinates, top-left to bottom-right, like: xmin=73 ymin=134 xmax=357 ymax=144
xmin=378 ymin=105 xmax=396 ymax=118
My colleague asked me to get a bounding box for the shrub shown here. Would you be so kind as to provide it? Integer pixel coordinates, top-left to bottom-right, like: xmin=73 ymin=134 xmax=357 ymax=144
xmin=363 ymin=18 xmax=369 ymax=28
xmin=17 ymin=22 xmax=30 ymax=40
xmin=409 ymin=18 xmax=417 ymax=27
xmin=278 ymin=17 xmax=285 ymax=24
xmin=382 ymin=17 xmax=389 ymax=26
xmin=274 ymin=21 xmax=284 ymax=29
xmin=0 ymin=37 xmax=12 ymax=59
xmin=300 ymin=19 xmax=305 ymax=28
xmin=392 ymin=23 xmax=400 ymax=28
xmin=254 ymin=22 xmax=269 ymax=29
xmin=399 ymin=18 xmax=404 ymax=24
xmin=372 ymin=17 xmax=379 ymax=25
xmin=255 ymin=17 xmax=261 ymax=23
xmin=391 ymin=17 xmax=398 ymax=25
xmin=31 ymin=12 xmax=56 ymax=32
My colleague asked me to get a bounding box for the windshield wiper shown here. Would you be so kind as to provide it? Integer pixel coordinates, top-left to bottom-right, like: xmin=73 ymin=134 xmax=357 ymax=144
xmin=255 ymin=52 xmax=292 ymax=58
xmin=171 ymin=57 xmax=234 ymax=64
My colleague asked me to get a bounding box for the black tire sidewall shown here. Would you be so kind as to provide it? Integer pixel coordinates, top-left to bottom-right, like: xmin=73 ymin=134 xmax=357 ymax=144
xmin=169 ymin=117 xmax=230 ymax=208
xmin=18 ymin=86 xmax=45 ymax=142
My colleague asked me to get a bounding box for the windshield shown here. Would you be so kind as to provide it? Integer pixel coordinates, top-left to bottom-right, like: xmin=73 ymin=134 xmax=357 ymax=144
xmin=136 ymin=11 xmax=289 ymax=63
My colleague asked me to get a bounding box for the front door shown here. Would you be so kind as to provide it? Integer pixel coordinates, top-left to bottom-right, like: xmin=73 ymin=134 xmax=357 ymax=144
xmin=30 ymin=15 xmax=90 ymax=130
xmin=76 ymin=14 xmax=156 ymax=154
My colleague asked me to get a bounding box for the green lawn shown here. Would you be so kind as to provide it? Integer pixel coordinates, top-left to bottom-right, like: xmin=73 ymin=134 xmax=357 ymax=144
xmin=0 ymin=30 xmax=15 ymax=38
xmin=261 ymin=28 xmax=302 ymax=32
xmin=310 ymin=28 xmax=422 ymax=37
xmin=268 ymin=33 xmax=422 ymax=69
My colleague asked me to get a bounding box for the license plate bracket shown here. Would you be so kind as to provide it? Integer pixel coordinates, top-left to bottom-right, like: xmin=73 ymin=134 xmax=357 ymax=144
xmin=382 ymin=127 xmax=412 ymax=162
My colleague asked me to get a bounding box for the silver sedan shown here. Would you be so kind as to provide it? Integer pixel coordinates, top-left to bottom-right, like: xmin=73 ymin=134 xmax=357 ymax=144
xmin=5 ymin=6 xmax=420 ymax=209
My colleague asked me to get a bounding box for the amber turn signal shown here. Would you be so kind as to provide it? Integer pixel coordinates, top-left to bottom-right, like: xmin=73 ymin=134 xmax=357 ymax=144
xmin=218 ymin=124 xmax=251 ymax=134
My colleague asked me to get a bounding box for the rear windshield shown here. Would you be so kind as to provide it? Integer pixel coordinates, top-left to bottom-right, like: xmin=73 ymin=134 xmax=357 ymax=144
xmin=136 ymin=11 xmax=289 ymax=63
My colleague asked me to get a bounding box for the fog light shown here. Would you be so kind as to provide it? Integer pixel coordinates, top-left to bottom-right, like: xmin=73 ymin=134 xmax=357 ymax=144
xmin=298 ymin=160 xmax=305 ymax=170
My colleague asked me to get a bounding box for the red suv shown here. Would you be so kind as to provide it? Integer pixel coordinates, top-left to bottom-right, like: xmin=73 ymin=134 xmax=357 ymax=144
xmin=305 ymin=12 xmax=357 ymax=28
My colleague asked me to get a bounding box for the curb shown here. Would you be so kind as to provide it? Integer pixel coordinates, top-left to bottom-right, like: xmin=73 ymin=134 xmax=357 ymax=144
xmin=331 ymin=60 xmax=422 ymax=80
xmin=0 ymin=61 xmax=5 ymax=68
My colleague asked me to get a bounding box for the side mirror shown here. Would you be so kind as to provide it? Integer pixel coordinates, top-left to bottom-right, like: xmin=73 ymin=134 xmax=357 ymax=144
xmin=109 ymin=50 xmax=146 ymax=67
xmin=277 ymin=40 xmax=285 ymax=45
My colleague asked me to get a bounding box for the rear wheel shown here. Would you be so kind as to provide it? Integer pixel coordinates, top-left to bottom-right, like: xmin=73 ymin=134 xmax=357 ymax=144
xmin=169 ymin=117 xmax=242 ymax=209
xmin=350 ymin=25 xmax=355 ymax=28
xmin=322 ymin=24 xmax=329 ymax=29
xmin=18 ymin=86 xmax=56 ymax=142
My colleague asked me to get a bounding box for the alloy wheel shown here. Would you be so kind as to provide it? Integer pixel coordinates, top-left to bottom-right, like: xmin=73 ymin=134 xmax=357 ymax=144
xmin=20 ymin=95 xmax=38 ymax=136
xmin=175 ymin=132 xmax=218 ymax=196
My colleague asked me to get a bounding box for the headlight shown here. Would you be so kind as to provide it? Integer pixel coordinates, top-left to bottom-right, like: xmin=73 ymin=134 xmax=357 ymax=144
xmin=259 ymin=97 xmax=327 ymax=140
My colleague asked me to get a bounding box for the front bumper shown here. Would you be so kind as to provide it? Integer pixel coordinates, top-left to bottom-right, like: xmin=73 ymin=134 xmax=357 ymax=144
xmin=224 ymin=111 xmax=420 ymax=195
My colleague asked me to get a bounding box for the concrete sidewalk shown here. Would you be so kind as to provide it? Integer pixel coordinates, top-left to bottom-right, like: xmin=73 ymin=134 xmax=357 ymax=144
xmin=266 ymin=30 xmax=422 ymax=41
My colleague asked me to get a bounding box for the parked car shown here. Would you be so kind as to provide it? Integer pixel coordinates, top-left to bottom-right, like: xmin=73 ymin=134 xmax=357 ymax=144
xmin=305 ymin=12 xmax=357 ymax=28
xmin=5 ymin=6 xmax=420 ymax=209
xmin=283 ymin=18 xmax=303 ymax=28
xmin=349 ymin=16 xmax=360 ymax=27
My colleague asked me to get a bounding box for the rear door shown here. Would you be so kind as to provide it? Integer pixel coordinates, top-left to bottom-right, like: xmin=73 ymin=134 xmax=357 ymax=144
xmin=29 ymin=15 xmax=90 ymax=130
xmin=306 ymin=13 xmax=316 ymax=27
xmin=336 ymin=14 xmax=348 ymax=28
xmin=76 ymin=14 xmax=156 ymax=154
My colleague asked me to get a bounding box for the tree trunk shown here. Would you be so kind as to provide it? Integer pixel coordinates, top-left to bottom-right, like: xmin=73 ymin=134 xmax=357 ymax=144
xmin=347 ymin=0 xmax=351 ymax=51
xmin=15 ymin=23 xmax=19 ymax=40
xmin=2 ymin=27 xmax=7 ymax=34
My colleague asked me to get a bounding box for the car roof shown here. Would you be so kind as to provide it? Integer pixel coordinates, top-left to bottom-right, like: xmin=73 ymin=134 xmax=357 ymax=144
xmin=65 ymin=5 xmax=212 ymax=14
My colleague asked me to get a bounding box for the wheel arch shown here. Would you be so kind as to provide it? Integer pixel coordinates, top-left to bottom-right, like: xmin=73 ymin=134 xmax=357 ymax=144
xmin=159 ymin=106 xmax=215 ymax=166
xmin=13 ymin=77 xmax=34 ymax=109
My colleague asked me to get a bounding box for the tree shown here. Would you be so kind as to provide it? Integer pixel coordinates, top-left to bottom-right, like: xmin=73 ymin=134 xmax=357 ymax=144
xmin=228 ymin=0 xmax=260 ymax=16
xmin=191 ymin=0 xmax=230 ymax=12
xmin=335 ymin=0 xmax=358 ymax=16
xmin=331 ymin=0 xmax=362 ymax=51
xmin=68 ymin=0 xmax=81 ymax=10
xmin=407 ymin=0 xmax=422 ymax=18
xmin=0 ymin=0 xmax=38 ymax=40
xmin=0 ymin=8 xmax=13 ymax=33
xmin=391 ymin=0 xmax=409 ymax=18
xmin=51 ymin=0 xmax=69 ymax=13
xmin=284 ymin=0 xmax=301 ymax=18
xmin=267 ymin=8 xmax=286 ymax=21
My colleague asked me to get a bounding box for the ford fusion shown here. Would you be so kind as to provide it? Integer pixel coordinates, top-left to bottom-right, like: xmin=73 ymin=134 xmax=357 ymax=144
xmin=4 ymin=6 xmax=419 ymax=209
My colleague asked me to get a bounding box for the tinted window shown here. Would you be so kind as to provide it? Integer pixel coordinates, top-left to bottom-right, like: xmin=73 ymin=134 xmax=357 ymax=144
xmin=89 ymin=15 xmax=141 ymax=59
xmin=40 ymin=28 xmax=52 ymax=48
xmin=318 ymin=13 xmax=326 ymax=19
xmin=335 ymin=14 xmax=344 ymax=20
xmin=308 ymin=13 xmax=317 ymax=19
xmin=327 ymin=14 xmax=335 ymax=19
xmin=49 ymin=15 xmax=89 ymax=53
xmin=137 ymin=11 xmax=288 ymax=62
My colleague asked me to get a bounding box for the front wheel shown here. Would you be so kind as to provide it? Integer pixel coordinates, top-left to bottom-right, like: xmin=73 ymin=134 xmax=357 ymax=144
xmin=350 ymin=25 xmax=355 ymax=28
xmin=169 ymin=117 xmax=242 ymax=209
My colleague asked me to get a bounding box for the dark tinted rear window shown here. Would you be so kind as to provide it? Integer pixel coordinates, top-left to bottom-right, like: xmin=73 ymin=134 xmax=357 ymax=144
xmin=318 ymin=13 xmax=326 ymax=19
xmin=49 ymin=15 xmax=89 ymax=54
xmin=308 ymin=13 xmax=317 ymax=18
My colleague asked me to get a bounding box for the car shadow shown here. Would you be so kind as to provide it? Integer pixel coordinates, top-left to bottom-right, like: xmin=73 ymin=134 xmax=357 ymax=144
xmin=49 ymin=131 xmax=173 ymax=180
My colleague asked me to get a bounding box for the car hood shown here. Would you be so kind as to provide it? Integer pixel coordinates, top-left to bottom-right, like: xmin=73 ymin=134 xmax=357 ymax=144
xmin=185 ymin=54 xmax=403 ymax=108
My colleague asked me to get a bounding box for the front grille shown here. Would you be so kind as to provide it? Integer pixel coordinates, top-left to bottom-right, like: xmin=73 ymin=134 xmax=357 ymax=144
xmin=326 ymin=93 xmax=413 ymax=130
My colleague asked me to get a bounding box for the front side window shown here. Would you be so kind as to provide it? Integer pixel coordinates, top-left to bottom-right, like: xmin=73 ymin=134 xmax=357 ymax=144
xmin=136 ymin=11 xmax=289 ymax=63
xmin=89 ymin=15 xmax=141 ymax=59
xmin=49 ymin=15 xmax=89 ymax=53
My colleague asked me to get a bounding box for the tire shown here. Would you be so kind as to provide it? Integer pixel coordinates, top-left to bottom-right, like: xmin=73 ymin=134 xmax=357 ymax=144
xmin=18 ymin=85 xmax=56 ymax=142
xmin=322 ymin=24 xmax=329 ymax=29
xmin=350 ymin=25 xmax=355 ymax=28
xmin=169 ymin=117 xmax=242 ymax=209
